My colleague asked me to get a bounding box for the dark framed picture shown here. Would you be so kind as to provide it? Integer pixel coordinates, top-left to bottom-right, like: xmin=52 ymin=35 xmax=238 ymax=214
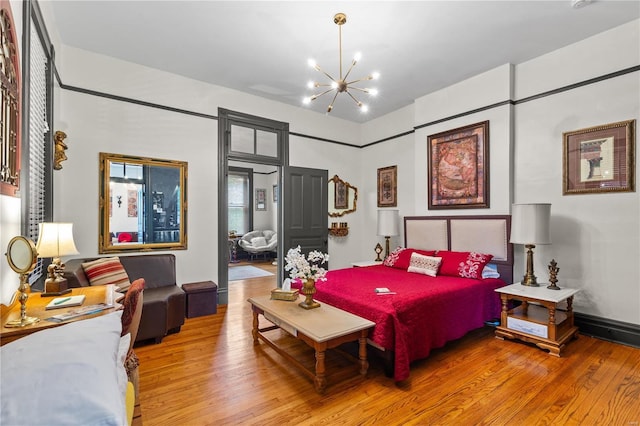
xmin=272 ymin=184 xmax=278 ymax=202
xmin=335 ymin=180 xmax=348 ymax=209
xmin=428 ymin=121 xmax=489 ymax=209
xmin=563 ymin=119 xmax=635 ymax=195
xmin=255 ymin=188 xmax=266 ymax=211
xmin=377 ymin=165 xmax=397 ymax=207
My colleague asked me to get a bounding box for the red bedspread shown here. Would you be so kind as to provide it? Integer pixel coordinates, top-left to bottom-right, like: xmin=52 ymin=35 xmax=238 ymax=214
xmin=292 ymin=265 xmax=503 ymax=381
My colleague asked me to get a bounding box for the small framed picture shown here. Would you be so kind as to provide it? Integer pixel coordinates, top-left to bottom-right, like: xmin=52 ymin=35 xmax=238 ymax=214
xmin=377 ymin=165 xmax=397 ymax=207
xmin=255 ymin=188 xmax=267 ymax=211
xmin=272 ymin=184 xmax=278 ymax=202
xmin=334 ymin=179 xmax=348 ymax=209
xmin=563 ymin=119 xmax=635 ymax=195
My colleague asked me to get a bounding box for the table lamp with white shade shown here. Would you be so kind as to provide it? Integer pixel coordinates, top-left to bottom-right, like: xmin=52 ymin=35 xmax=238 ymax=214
xmin=376 ymin=209 xmax=399 ymax=261
xmin=36 ymin=222 xmax=79 ymax=296
xmin=510 ymin=203 xmax=551 ymax=286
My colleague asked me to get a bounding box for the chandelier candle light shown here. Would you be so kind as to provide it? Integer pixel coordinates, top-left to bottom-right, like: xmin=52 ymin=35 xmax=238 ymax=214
xmin=304 ymin=13 xmax=379 ymax=114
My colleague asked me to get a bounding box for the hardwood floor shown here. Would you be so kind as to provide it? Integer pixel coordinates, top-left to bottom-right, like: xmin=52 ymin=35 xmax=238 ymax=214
xmin=136 ymin=262 xmax=640 ymax=425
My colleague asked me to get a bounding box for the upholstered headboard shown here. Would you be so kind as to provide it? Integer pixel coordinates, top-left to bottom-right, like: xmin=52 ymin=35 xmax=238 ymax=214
xmin=404 ymin=215 xmax=513 ymax=283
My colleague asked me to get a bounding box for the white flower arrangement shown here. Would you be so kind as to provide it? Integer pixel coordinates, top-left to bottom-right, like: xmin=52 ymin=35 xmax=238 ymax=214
xmin=284 ymin=245 xmax=330 ymax=282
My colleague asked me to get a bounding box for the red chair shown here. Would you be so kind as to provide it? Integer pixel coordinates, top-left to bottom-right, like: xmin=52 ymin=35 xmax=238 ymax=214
xmin=118 ymin=232 xmax=133 ymax=243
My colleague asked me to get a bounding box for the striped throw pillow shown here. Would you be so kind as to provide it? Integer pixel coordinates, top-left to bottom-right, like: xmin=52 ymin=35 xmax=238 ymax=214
xmin=82 ymin=257 xmax=131 ymax=290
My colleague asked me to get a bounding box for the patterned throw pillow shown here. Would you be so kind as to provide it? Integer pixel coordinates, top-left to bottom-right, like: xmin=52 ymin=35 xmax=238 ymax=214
xmin=437 ymin=250 xmax=494 ymax=279
xmin=82 ymin=257 xmax=131 ymax=290
xmin=407 ymin=253 xmax=442 ymax=277
xmin=383 ymin=247 xmax=437 ymax=269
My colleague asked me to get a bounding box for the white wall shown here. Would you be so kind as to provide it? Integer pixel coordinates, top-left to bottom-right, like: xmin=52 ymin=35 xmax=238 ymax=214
xmin=109 ymin=182 xmax=141 ymax=235
xmin=513 ymin=21 xmax=640 ymax=323
xmin=252 ymin=172 xmax=275 ymax=231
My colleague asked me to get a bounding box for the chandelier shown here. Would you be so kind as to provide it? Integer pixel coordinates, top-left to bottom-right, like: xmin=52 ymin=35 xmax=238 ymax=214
xmin=303 ymin=13 xmax=379 ymax=114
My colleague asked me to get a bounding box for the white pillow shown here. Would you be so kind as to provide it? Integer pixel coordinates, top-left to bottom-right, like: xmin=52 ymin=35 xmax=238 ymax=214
xmin=407 ymin=252 xmax=442 ymax=277
xmin=482 ymin=263 xmax=501 ymax=279
xmin=262 ymin=230 xmax=275 ymax=240
xmin=1 ymin=311 xmax=127 ymax=426
xmin=250 ymin=236 xmax=268 ymax=247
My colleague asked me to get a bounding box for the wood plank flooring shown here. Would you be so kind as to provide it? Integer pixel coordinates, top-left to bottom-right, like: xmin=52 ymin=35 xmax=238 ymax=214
xmin=136 ymin=262 xmax=640 ymax=425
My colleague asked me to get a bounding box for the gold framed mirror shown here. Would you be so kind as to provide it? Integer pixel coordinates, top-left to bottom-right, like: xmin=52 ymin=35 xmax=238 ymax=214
xmin=99 ymin=153 xmax=188 ymax=253
xmin=328 ymin=175 xmax=357 ymax=217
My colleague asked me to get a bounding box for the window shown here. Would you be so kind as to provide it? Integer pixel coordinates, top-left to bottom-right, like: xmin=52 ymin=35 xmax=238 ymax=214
xmin=228 ymin=167 xmax=252 ymax=235
xmin=230 ymin=124 xmax=278 ymax=158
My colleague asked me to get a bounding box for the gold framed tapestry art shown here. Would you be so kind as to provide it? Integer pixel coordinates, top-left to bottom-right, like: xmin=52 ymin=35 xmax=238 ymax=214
xmin=428 ymin=121 xmax=489 ymax=209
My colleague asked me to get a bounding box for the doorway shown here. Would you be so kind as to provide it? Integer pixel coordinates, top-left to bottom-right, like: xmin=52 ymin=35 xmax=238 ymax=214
xmin=217 ymin=109 xmax=288 ymax=305
xmin=217 ymin=109 xmax=329 ymax=305
xmin=227 ymin=161 xmax=279 ymax=284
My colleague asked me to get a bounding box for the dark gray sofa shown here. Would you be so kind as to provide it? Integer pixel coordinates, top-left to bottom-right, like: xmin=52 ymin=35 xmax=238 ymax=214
xmin=63 ymin=253 xmax=185 ymax=344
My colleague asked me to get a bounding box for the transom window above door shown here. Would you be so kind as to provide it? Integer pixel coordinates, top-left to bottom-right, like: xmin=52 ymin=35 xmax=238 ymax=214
xmin=230 ymin=124 xmax=278 ymax=158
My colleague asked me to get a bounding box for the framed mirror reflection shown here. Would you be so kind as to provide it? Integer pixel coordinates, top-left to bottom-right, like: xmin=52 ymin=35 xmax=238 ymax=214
xmin=99 ymin=153 xmax=188 ymax=253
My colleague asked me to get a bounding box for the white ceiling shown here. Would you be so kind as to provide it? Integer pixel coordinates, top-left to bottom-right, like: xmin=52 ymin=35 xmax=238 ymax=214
xmin=48 ymin=1 xmax=639 ymax=123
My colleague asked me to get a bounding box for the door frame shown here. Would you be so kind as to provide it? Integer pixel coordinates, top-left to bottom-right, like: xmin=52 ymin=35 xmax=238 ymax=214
xmin=217 ymin=108 xmax=289 ymax=305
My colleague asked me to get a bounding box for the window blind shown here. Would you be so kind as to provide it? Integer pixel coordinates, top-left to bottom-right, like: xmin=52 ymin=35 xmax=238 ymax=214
xmin=27 ymin=24 xmax=49 ymax=284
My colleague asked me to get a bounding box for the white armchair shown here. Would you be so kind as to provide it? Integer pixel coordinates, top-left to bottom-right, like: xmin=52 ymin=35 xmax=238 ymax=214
xmin=238 ymin=230 xmax=277 ymax=260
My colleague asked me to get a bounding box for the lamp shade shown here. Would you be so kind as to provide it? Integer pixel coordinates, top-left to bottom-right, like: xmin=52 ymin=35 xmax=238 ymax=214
xmin=35 ymin=223 xmax=79 ymax=258
xmin=377 ymin=209 xmax=399 ymax=237
xmin=510 ymin=204 xmax=551 ymax=245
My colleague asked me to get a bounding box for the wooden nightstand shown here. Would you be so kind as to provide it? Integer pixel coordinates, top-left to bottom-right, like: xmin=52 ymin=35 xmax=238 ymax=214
xmin=351 ymin=260 xmax=383 ymax=268
xmin=494 ymin=283 xmax=580 ymax=356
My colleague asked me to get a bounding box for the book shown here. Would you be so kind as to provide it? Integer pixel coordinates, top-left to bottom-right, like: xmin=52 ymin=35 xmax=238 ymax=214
xmin=45 ymin=295 xmax=86 ymax=310
xmin=45 ymin=303 xmax=113 ymax=323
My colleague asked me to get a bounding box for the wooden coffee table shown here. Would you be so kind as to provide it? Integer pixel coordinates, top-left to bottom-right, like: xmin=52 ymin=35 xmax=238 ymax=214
xmin=248 ymin=295 xmax=375 ymax=393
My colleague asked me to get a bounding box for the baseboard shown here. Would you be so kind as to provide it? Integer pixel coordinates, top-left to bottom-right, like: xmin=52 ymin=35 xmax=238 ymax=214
xmin=575 ymin=312 xmax=640 ymax=349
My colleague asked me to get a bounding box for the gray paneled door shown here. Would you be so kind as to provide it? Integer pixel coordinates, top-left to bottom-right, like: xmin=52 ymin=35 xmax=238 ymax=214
xmin=282 ymin=166 xmax=328 ymax=265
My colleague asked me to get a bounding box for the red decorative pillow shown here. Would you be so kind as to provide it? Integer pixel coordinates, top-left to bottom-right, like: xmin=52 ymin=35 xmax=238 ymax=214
xmin=437 ymin=250 xmax=493 ymax=279
xmin=383 ymin=247 xmax=437 ymax=269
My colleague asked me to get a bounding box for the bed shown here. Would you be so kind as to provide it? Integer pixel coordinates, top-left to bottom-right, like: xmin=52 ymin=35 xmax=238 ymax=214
xmin=0 ymin=311 xmax=134 ymax=425
xmin=293 ymin=215 xmax=513 ymax=382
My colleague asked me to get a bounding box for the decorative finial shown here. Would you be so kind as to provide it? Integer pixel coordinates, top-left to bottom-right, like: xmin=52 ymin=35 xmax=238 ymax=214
xmin=547 ymin=259 xmax=560 ymax=290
